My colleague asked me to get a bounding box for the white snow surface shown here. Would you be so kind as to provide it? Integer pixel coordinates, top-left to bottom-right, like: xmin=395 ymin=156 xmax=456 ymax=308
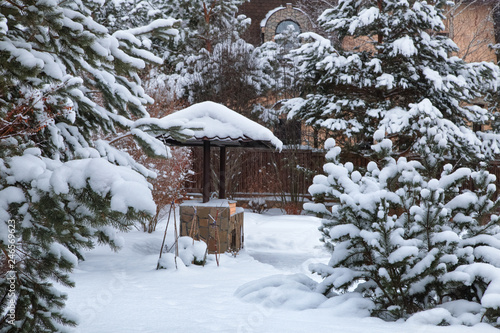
xmin=62 ymin=211 xmax=498 ymax=333
xmin=157 ymin=101 xmax=283 ymax=150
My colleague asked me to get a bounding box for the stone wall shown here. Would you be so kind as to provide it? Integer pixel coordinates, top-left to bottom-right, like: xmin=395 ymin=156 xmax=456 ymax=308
xmin=180 ymin=203 xmax=244 ymax=254
xmin=262 ymin=4 xmax=312 ymax=43
xmin=239 ymin=0 xmax=300 ymax=45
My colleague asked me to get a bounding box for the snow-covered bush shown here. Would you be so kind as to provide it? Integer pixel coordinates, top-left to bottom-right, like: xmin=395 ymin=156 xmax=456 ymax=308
xmin=177 ymin=236 xmax=208 ymax=266
xmin=235 ymin=274 xmax=327 ymax=311
xmin=157 ymin=236 xmax=207 ymax=269
xmin=308 ymin=131 xmax=500 ymax=325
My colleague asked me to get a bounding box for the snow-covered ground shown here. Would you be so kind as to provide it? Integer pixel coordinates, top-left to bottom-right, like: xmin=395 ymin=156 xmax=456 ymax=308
xmin=63 ymin=211 xmax=498 ymax=333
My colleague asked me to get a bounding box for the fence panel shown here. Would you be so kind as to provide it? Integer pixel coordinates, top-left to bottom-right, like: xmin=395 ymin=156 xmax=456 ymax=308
xmin=186 ymin=148 xmax=326 ymax=197
xmin=185 ymin=148 xmax=500 ymax=200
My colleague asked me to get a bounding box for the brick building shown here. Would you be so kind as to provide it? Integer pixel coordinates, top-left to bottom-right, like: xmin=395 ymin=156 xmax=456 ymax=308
xmin=239 ymin=1 xmax=500 ymax=61
xmin=239 ymin=1 xmax=312 ymax=45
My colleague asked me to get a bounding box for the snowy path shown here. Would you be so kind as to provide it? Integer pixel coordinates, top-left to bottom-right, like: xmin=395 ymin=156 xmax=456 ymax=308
xmin=244 ymin=213 xmax=329 ymax=276
xmin=63 ymin=212 xmax=499 ymax=333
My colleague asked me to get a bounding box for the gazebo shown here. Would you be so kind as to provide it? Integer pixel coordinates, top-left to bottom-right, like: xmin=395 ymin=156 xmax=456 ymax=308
xmin=157 ymin=101 xmax=282 ymax=253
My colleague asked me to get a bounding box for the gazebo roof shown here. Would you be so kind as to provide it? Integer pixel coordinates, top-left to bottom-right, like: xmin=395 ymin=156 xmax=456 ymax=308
xmin=154 ymin=101 xmax=282 ymax=203
xmin=157 ymin=101 xmax=283 ymax=150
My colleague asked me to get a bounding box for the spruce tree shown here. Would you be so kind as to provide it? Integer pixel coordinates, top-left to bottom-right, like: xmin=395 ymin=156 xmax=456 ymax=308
xmin=309 ymin=106 xmax=500 ymax=323
xmin=95 ymin=1 xmax=279 ymax=120
xmin=255 ymin=26 xmax=305 ymax=107
xmin=285 ymin=0 xmax=498 ymax=161
xmin=94 ymin=0 xmax=271 ymax=117
xmin=170 ymin=0 xmax=271 ymax=117
xmin=296 ymin=0 xmax=500 ymax=326
xmin=0 ymin=1 xmax=183 ymax=331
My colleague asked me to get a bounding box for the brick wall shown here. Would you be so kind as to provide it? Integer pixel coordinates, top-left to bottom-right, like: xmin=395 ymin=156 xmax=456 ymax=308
xmin=445 ymin=2 xmax=497 ymax=62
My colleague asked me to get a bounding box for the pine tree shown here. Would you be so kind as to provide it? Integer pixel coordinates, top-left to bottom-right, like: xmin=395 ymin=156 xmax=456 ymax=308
xmin=91 ymin=0 xmax=183 ymax=63
xmin=285 ymin=0 xmax=498 ymax=162
xmin=94 ymin=1 xmax=271 ymax=117
xmin=298 ymin=0 xmax=500 ymax=326
xmin=308 ymin=108 xmax=500 ymax=323
xmin=0 ymin=1 xmax=183 ymax=331
xmin=170 ymin=0 xmax=271 ymax=117
xmin=255 ymin=25 xmax=305 ymax=106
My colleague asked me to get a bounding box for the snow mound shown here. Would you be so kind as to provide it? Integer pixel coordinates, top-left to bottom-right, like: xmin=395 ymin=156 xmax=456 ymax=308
xmin=438 ymin=300 xmax=484 ymax=326
xmin=318 ymin=292 xmax=375 ymax=318
xmin=407 ymin=300 xmax=484 ymax=326
xmin=235 ymin=274 xmax=375 ymax=316
xmin=234 ymin=273 xmax=327 ymax=310
xmin=177 ymin=236 xmax=208 ymax=266
xmin=132 ymin=238 xmax=164 ymax=255
xmin=157 ymin=253 xmax=182 ymax=270
xmin=407 ymin=308 xmax=455 ymax=326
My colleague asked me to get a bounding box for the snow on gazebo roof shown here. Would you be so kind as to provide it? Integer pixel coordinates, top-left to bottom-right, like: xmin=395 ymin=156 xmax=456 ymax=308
xmin=157 ymin=101 xmax=283 ymax=150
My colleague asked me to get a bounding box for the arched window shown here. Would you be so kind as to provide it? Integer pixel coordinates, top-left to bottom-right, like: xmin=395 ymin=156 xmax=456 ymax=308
xmin=276 ymin=20 xmax=301 ymax=35
xmin=261 ymin=5 xmax=311 ymax=43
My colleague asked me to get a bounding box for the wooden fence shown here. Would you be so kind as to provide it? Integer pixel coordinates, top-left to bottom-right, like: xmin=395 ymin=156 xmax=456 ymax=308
xmin=185 ymin=147 xmax=326 ymax=198
xmin=185 ymin=148 xmax=500 ymax=200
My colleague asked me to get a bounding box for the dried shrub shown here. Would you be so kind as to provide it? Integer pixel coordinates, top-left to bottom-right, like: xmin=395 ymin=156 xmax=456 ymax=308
xmin=248 ymin=197 xmax=268 ymax=214
xmin=282 ymin=202 xmax=303 ymax=215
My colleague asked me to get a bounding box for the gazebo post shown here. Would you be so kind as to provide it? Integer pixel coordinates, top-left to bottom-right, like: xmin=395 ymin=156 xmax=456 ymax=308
xmin=219 ymin=146 xmax=226 ymax=199
xmin=203 ymin=140 xmax=210 ymax=203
